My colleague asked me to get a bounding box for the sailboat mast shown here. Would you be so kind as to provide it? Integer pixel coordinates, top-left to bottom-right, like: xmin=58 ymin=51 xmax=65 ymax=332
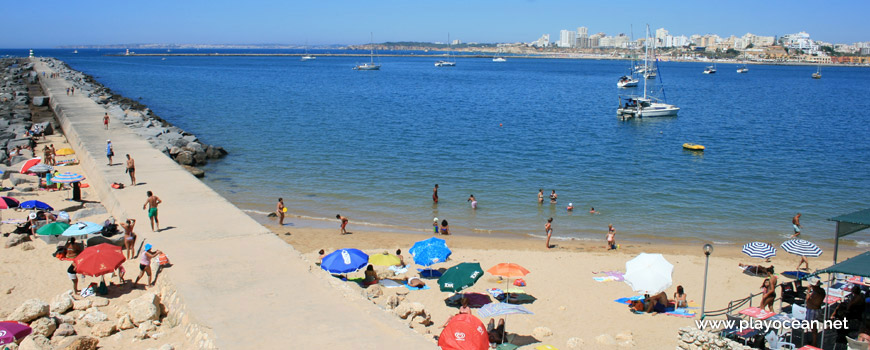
xmin=644 ymin=25 xmax=650 ymax=100
xmin=370 ymin=32 xmax=375 ymax=64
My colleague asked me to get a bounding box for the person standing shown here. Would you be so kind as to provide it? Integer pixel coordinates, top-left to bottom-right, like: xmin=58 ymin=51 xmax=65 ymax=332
xmin=143 ymin=191 xmax=162 ymax=232
xmin=537 ymin=189 xmax=544 ymax=204
xmin=67 ymin=262 xmax=79 ymax=293
xmin=607 ymin=224 xmax=616 ymax=250
xmin=276 ymin=198 xmax=285 ymax=225
xmin=103 ymin=113 xmax=109 ymax=130
xmin=791 ymin=213 xmax=802 ymax=238
xmin=336 ymin=214 xmax=349 ymax=234
xmin=432 ymin=184 xmax=439 ymax=204
xmin=805 ymin=277 xmax=826 ymax=347
xmin=49 ymin=144 xmax=56 ymax=166
xmin=545 ymin=217 xmax=553 ymax=249
xmin=106 ymin=140 xmax=114 ymax=165
xmin=134 ymin=244 xmax=162 ymax=288
xmin=125 ymin=154 xmax=136 ymax=185
xmin=549 ymin=190 xmax=558 ymax=204
xmin=467 ymin=194 xmax=477 ymax=209
xmin=120 ymin=219 xmax=137 ymax=259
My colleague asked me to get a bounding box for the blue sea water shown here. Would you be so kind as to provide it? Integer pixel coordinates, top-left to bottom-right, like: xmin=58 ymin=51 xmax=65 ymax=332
xmin=7 ymin=48 xmax=870 ymax=245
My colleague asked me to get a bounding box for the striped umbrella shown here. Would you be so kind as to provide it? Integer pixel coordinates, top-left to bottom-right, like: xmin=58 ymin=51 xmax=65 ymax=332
xmin=742 ymin=242 xmax=777 ymax=259
xmin=0 ymin=197 xmax=19 ymax=209
xmin=52 ymin=172 xmax=85 ymax=183
xmin=781 ymin=239 xmax=823 ymax=257
xmin=477 ymin=303 xmax=534 ymax=319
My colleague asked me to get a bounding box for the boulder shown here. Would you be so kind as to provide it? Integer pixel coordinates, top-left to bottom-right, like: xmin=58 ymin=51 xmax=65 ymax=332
xmin=205 ymin=145 xmax=227 ymax=159
xmin=78 ymin=310 xmax=107 ymax=327
xmin=386 ymin=295 xmax=401 ymax=309
xmin=54 ymin=313 xmax=75 ymax=325
xmin=181 ymin=165 xmax=204 ymax=178
xmin=116 ymin=314 xmax=135 ymax=330
xmin=32 ymin=96 xmax=49 ymax=106
xmin=53 ymin=323 xmax=76 ymax=337
xmin=56 ymin=336 xmax=98 ymax=350
xmin=33 ymin=122 xmax=53 ymax=135
xmin=14 ymin=184 xmax=35 ymax=192
xmin=5 ymin=234 xmax=31 ymax=248
xmin=364 ymin=285 xmax=383 ymax=299
xmin=168 ymin=146 xmax=181 ymax=156
xmin=50 ymin=291 xmax=74 ymax=314
xmin=91 ymin=297 xmax=109 ymax=308
xmin=171 ymin=137 xmax=189 ymax=148
xmin=182 ymin=142 xmax=203 ymax=154
xmin=72 ymin=299 xmax=91 ymax=311
xmin=29 ymin=317 xmax=57 ymax=338
xmin=192 ymin=151 xmax=207 ymax=165
xmin=90 ymin=322 xmax=116 ymax=338
xmin=567 ymin=337 xmax=585 ymax=348
xmin=182 ymin=135 xmax=197 ymax=143
xmin=8 ymin=299 xmax=50 ymax=323
xmin=127 ymin=292 xmax=161 ymax=324
xmin=394 ymin=302 xmax=426 ymax=320
xmin=20 ymin=242 xmax=34 ymax=250
xmin=134 ymin=322 xmax=156 ymax=339
xmin=532 ymin=326 xmax=553 ymax=339
xmin=174 ymin=151 xmax=194 ymax=165
xmin=9 ymin=173 xmax=39 ymax=186
xmin=18 ymin=334 xmax=50 ymax=350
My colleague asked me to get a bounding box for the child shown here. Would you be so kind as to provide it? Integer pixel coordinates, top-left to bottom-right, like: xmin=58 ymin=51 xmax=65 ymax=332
xmin=566 ymin=203 xmax=574 ymax=211
xmin=317 ymin=249 xmax=326 ymax=265
xmin=432 ymin=218 xmax=439 ymax=234
xmin=607 ymin=224 xmax=616 ymax=250
xmin=335 ymin=214 xmax=348 ymax=234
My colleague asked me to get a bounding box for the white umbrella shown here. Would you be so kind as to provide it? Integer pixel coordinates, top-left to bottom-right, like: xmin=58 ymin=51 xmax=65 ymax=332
xmin=623 ymin=253 xmax=674 ymax=295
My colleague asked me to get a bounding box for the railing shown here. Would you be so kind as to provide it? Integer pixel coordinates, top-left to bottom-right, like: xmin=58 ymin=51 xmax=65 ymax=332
xmin=703 ymin=291 xmax=763 ymax=318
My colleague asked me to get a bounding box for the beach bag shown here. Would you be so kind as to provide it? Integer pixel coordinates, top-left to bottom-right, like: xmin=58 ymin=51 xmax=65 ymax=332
xmin=513 ymin=279 xmax=526 ymax=287
xmin=80 ymin=283 xmax=96 ymax=298
xmin=157 ymin=253 xmax=171 ymax=266
xmin=111 ymin=182 xmax=125 ymax=189
xmin=96 ymin=281 xmax=109 ymax=296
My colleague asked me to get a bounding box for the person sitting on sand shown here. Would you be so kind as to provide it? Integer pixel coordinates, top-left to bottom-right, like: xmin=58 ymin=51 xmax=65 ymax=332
xmin=487 ymin=318 xmax=507 ymax=345
xmin=407 ymin=276 xmax=426 ymax=288
xmin=630 ymin=292 xmax=669 ymax=314
xmin=362 ymin=264 xmax=379 ymax=286
xmin=738 ymin=263 xmax=775 ymax=276
xmin=317 ymin=249 xmax=325 ymax=265
xmin=440 ymin=219 xmax=450 ymax=235
xmin=674 ymin=285 xmax=688 ymax=308
xmin=64 ymin=238 xmax=81 ymax=259
xmin=336 ymin=214 xmax=349 ymax=234
xmin=395 ymin=249 xmax=406 ymax=267
xmin=442 ymin=297 xmax=473 ymax=328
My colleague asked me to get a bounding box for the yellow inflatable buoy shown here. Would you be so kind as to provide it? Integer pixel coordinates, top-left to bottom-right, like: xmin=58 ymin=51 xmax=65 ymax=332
xmin=282 ymin=207 xmax=288 ymax=213
xmin=682 ymin=143 xmax=705 ymax=151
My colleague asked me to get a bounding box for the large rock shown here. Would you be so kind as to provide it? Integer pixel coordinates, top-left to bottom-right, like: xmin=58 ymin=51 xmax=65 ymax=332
xmin=91 ymin=297 xmax=109 ymax=308
xmin=192 ymin=151 xmax=207 ymax=165
xmin=53 ymin=323 xmax=76 ymax=337
xmin=5 ymin=234 xmax=31 ymax=248
xmin=364 ymin=285 xmax=383 ymax=299
xmin=72 ymin=299 xmax=91 ymax=311
xmin=394 ymin=302 xmax=426 ymax=320
xmin=9 ymin=173 xmax=39 ymax=186
xmin=90 ymin=322 xmax=116 ymax=338
xmin=18 ymin=334 xmax=50 ymax=350
xmin=171 ymin=137 xmax=189 ymax=148
xmin=127 ymin=292 xmax=161 ymax=324
xmin=168 ymin=146 xmax=181 ymax=156
xmin=205 ymin=145 xmax=227 ymax=159
xmin=174 ymin=151 xmax=194 ymax=165
xmin=32 ymin=96 xmax=49 ymax=106
xmin=116 ymin=314 xmax=134 ymax=330
xmin=181 ymin=165 xmax=204 ymax=178
xmin=29 ymin=317 xmax=57 ymax=338
xmin=567 ymin=337 xmax=585 ymax=348
xmin=182 ymin=142 xmax=203 ymax=154
xmin=56 ymin=336 xmax=98 ymax=350
xmin=78 ymin=310 xmax=107 ymax=327
xmin=50 ymin=291 xmax=74 ymax=314
xmin=9 ymin=299 xmax=50 ymax=323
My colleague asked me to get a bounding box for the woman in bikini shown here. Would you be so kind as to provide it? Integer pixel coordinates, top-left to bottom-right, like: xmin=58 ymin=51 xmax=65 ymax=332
xmin=674 ymin=285 xmax=687 ymax=308
xmin=120 ymin=219 xmax=137 ymax=259
xmin=760 ymin=277 xmax=777 ymax=312
xmin=545 ymin=217 xmax=553 ymax=249
xmin=440 ymin=220 xmax=450 ymax=235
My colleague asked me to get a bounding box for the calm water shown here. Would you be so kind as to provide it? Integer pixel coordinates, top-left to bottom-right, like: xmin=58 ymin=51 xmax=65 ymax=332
xmin=9 ymin=49 xmax=870 ymax=245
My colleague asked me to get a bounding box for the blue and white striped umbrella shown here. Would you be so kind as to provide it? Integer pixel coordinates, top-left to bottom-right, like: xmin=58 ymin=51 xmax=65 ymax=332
xmin=742 ymin=242 xmax=777 ymax=259
xmin=51 ymin=172 xmax=85 ymax=183
xmin=477 ymin=303 xmax=534 ymax=319
xmin=781 ymin=239 xmax=823 ymax=257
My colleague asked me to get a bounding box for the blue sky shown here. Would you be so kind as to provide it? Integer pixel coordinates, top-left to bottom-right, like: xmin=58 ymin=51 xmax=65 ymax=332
xmin=1 ymin=0 xmax=866 ymax=47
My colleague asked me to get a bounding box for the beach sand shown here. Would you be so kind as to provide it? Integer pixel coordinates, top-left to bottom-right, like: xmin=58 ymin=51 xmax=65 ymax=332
xmin=264 ymin=217 xmax=863 ymax=349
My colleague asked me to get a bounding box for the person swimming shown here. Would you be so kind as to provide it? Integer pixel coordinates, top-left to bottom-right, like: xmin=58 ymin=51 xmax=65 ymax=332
xmin=567 ymin=203 xmax=574 ymax=211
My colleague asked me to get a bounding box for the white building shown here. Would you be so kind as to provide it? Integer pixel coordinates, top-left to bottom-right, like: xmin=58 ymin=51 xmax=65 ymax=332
xmin=559 ymin=30 xmax=576 ymax=48
xmin=741 ymin=33 xmax=775 ymax=47
xmin=451 ymin=39 xmax=462 ymax=45
xmin=655 ymin=28 xmax=669 ymax=41
xmin=782 ymin=31 xmax=820 ymax=54
xmin=577 ymin=26 xmax=588 ymax=38
xmin=533 ymin=34 xmax=550 ymax=47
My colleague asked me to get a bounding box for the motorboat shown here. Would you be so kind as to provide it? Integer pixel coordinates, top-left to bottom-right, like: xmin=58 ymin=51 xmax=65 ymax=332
xmin=617 ymin=75 xmax=638 ymax=88
xmin=703 ymin=65 xmax=717 ymax=74
xmin=737 ymin=67 xmax=748 ymax=73
xmin=435 ymin=60 xmax=455 ymax=67
xmin=301 ymin=55 xmax=316 ymax=61
xmin=492 ymin=57 xmax=506 ymax=62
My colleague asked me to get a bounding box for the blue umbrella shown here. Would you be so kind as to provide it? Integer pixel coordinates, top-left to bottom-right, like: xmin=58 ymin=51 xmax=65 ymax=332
xmin=477 ymin=303 xmax=534 ymax=319
xmin=742 ymin=242 xmax=776 ymax=259
xmin=409 ymin=237 xmax=452 ymax=267
xmin=51 ymin=172 xmax=85 ymax=183
xmin=19 ymin=200 xmax=54 ymax=211
xmin=61 ymin=221 xmax=103 ymax=237
xmin=781 ymin=239 xmax=823 ymax=257
xmin=320 ymin=249 xmax=369 ymax=274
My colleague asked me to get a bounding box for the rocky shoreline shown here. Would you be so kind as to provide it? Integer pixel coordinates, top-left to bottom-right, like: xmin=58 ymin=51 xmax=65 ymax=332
xmin=36 ymin=58 xmax=227 ymax=177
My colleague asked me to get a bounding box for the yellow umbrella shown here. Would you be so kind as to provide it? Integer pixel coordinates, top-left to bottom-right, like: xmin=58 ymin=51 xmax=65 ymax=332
xmin=368 ymin=253 xmax=401 ymax=266
xmin=55 ymin=148 xmax=75 ymax=156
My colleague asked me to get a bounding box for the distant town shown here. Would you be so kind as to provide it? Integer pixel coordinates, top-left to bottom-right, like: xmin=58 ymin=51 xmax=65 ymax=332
xmin=61 ymin=27 xmax=870 ymax=65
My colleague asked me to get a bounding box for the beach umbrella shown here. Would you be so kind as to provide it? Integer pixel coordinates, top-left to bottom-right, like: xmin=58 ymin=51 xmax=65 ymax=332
xmin=320 ymin=249 xmax=369 ymax=274
xmin=37 ymin=222 xmax=70 ymax=236
xmin=438 ymin=262 xmax=484 ymax=293
xmin=781 ymin=239 xmax=823 ymax=257
xmin=18 ymin=158 xmax=42 ymax=174
xmin=623 ymin=253 xmax=674 ymax=295
xmin=0 ymin=197 xmax=19 ymax=209
xmin=54 ymin=148 xmax=75 ymax=156
xmin=61 ymin=221 xmax=103 ymax=237
xmin=487 ymin=263 xmax=530 ymax=278
xmin=74 ymin=243 xmax=125 ymax=277
xmin=51 ymin=172 xmax=85 ymax=183
xmin=437 ymin=314 xmax=489 ymax=350
xmin=26 ymin=163 xmax=53 ymax=174
xmin=742 ymin=242 xmax=777 ymax=259
xmin=19 ymin=200 xmax=53 ymax=211
xmin=368 ymin=252 xmax=401 ymax=266
xmin=477 ymin=303 xmax=534 ymax=319
xmin=409 ymin=237 xmax=452 ymax=267
xmin=0 ymin=321 xmax=32 ymax=346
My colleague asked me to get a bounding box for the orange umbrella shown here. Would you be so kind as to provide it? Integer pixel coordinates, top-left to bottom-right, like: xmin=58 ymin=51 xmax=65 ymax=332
xmin=487 ymin=263 xmax=530 ymax=278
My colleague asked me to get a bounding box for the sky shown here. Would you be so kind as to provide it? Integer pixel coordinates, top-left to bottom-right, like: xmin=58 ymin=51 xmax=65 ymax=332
xmin=1 ymin=0 xmax=867 ymax=48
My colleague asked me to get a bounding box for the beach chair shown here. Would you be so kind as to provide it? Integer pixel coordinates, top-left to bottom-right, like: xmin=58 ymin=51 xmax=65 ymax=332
xmin=764 ymin=330 xmax=795 ymax=350
xmin=720 ymin=314 xmax=743 ymax=338
xmin=847 ymin=337 xmax=870 ymax=350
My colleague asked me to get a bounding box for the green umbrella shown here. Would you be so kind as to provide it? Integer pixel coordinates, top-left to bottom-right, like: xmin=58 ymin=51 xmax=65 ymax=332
xmin=37 ymin=222 xmax=71 ymax=236
xmin=438 ymin=262 xmax=484 ymax=292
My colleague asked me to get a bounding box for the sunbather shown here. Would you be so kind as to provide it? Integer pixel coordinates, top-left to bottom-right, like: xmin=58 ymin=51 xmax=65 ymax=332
xmin=630 ymin=292 xmax=669 ymax=314
xmin=362 ymin=264 xmax=378 ymax=286
xmin=739 ymin=263 xmax=775 ymax=276
xmin=673 ymin=285 xmax=687 ymax=308
xmin=395 ymin=249 xmax=406 ymax=267
xmin=487 ymin=318 xmax=506 ymax=345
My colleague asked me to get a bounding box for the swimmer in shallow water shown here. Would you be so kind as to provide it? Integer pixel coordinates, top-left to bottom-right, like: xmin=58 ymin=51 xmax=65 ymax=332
xmin=566 ymin=203 xmax=574 ymax=211
xmin=467 ymin=194 xmax=477 ymax=209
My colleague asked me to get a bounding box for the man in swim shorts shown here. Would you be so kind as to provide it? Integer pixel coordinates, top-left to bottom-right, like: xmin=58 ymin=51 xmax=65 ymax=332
xmin=143 ymin=191 xmax=162 ymax=232
xmin=791 ymin=213 xmax=802 ymax=238
xmin=125 ymin=154 xmax=136 ymax=186
xmin=433 ymin=184 xmax=439 ymax=203
xmin=336 ymin=214 xmax=348 ymax=234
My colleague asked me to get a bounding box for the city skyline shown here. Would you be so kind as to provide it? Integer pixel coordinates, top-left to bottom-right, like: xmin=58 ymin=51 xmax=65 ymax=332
xmin=1 ymin=0 xmax=868 ymax=48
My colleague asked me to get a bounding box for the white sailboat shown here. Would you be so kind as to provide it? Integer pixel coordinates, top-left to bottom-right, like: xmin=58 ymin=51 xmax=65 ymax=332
xmin=618 ymin=26 xmax=640 ymax=88
xmin=435 ymin=34 xmax=456 ymax=67
xmin=736 ymin=54 xmax=748 ymax=73
xmin=812 ymin=64 xmax=821 ymax=79
xmin=301 ymin=42 xmax=315 ymax=61
xmin=354 ymin=33 xmax=381 ymax=70
xmin=617 ymin=25 xmax=679 ymax=118
xmin=492 ymin=47 xmax=506 ymax=62
xmin=703 ymin=59 xmax=717 ymax=74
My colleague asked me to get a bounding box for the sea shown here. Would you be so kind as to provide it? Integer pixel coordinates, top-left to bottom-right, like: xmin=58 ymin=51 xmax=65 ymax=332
xmin=4 ymin=48 xmax=870 ymax=247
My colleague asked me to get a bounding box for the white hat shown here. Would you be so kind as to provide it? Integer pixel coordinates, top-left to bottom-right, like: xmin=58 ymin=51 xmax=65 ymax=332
xmin=107 ymin=139 xmax=111 ymax=142
xmin=28 ymin=212 xmax=37 ymax=220
xmin=569 ymin=203 xmax=573 ymax=206
xmin=434 ymin=217 xmax=438 ymax=222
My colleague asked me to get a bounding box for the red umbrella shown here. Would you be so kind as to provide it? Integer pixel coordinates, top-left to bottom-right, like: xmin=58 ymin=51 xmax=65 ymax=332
xmin=0 ymin=197 xmax=19 ymax=209
xmin=0 ymin=321 xmax=32 ymax=346
xmin=438 ymin=314 xmax=489 ymax=350
xmin=74 ymin=243 xmax=126 ymax=277
xmin=19 ymin=158 xmax=42 ymax=174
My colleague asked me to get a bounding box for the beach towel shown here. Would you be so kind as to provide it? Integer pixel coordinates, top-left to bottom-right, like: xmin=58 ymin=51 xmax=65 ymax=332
xmin=388 ymin=265 xmax=408 ymax=275
xmin=666 ymin=308 xmax=696 ymax=318
xmin=404 ymin=282 xmax=430 ymax=291
xmin=487 ymin=288 xmax=504 ymax=299
xmin=379 ymin=279 xmax=403 ymax=288
xmin=614 ymin=296 xmax=645 ymax=304
xmin=594 ymin=276 xmax=619 ymax=282
xmin=592 ymin=270 xmax=625 ymax=282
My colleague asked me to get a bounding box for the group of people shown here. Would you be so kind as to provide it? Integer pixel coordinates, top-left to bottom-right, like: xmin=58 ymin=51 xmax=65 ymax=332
xmin=41 ymin=144 xmax=57 ymax=165
xmin=628 ymin=285 xmax=688 ymax=314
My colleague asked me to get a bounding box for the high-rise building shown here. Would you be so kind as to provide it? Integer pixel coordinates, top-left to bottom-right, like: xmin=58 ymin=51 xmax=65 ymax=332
xmin=559 ymin=30 xmax=576 ymax=48
xmin=577 ymin=26 xmax=588 ymax=38
xmin=533 ymin=34 xmax=550 ymax=47
xmin=451 ymin=39 xmax=462 ymax=45
xmin=655 ymin=28 xmax=669 ymax=40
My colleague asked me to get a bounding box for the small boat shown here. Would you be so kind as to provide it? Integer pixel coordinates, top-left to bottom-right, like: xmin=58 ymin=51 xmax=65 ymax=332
xmin=617 ymin=75 xmax=638 ymax=88
xmin=73 ymin=50 xmax=78 ymax=54
xmin=435 ymin=33 xmax=456 ymax=67
xmin=737 ymin=67 xmax=749 ymax=73
xmin=301 ymin=55 xmax=316 ymax=61
xmin=812 ymin=64 xmax=821 ymax=79
xmin=354 ymin=33 xmax=381 ymax=71
xmin=682 ymin=143 xmax=705 ymax=151
xmin=492 ymin=57 xmax=506 ymax=62
xmin=617 ymin=25 xmax=679 ymax=119
xmin=703 ymin=65 xmax=717 ymax=74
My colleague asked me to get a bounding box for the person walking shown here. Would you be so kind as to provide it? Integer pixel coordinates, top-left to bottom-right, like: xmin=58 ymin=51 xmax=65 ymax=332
xmin=336 ymin=214 xmax=349 ymax=234
xmin=276 ymin=198 xmax=285 ymax=225
xmin=791 ymin=213 xmax=802 ymax=238
xmin=125 ymin=154 xmax=136 ymax=185
xmin=134 ymin=244 xmax=163 ymax=288
xmin=103 ymin=113 xmax=109 ymax=130
xmin=432 ymin=184 xmax=439 ymax=204
xmin=120 ymin=219 xmax=137 ymax=259
xmin=106 ymin=140 xmax=114 ymax=165
xmin=545 ymin=217 xmax=553 ymax=249
xmin=143 ymin=191 xmax=162 ymax=232
xmin=49 ymin=144 xmax=56 ymax=166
